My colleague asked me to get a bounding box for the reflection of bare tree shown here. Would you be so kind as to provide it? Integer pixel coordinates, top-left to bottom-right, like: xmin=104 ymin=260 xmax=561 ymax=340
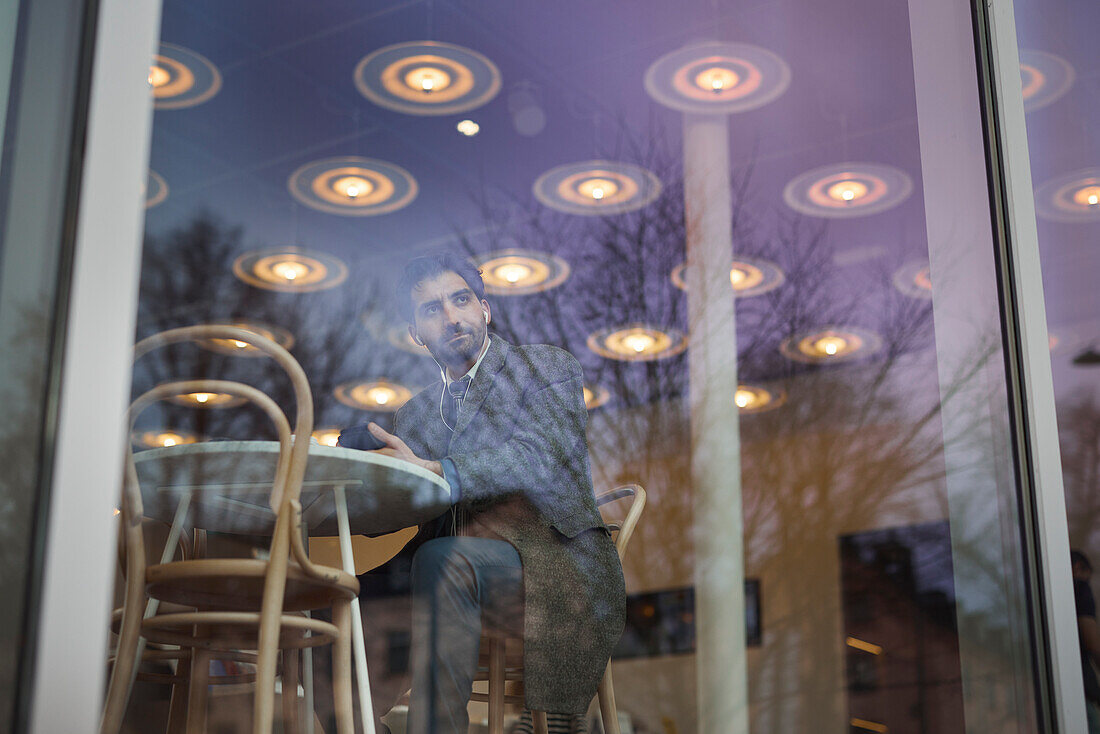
xmin=132 ymin=213 xmax=436 ymax=438
xmin=0 ymin=302 xmax=55 ymax=728
xmin=447 ymin=132 xmax=1032 ymax=731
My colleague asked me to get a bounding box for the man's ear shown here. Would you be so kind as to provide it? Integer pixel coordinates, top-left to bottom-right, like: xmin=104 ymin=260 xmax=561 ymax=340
xmin=481 ymin=300 xmax=491 ymax=325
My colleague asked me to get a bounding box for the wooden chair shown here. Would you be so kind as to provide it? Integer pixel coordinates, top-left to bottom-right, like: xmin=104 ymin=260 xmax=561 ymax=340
xmin=101 ymin=325 xmax=360 ymax=734
xmin=470 ymin=484 xmax=647 ymax=734
xmin=106 ymin=521 xmax=268 ymax=734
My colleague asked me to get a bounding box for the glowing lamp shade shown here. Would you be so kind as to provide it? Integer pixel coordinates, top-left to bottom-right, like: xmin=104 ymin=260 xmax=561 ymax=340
xmin=149 ymin=43 xmax=221 ymax=110
xmin=134 ymin=430 xmax=199 ymax=449
xmin=587 ymin=324 xmax=687 ymax=362
xmin=893 ymin=260 xmax=933 ymax=299
xmin=233 ymin=248 xmax=348 ymax=293
xmin=168 ymin=391 xmax=246 ymax=409
xmin=354 ymin=41 xmax=501 ymax=116
xmin=1019 ymin=50 xmax=1074 ymax=112
xmin=784 ymin=163 xmax=912 ymax=218
xmin=472 ymin=249 xmax=571 ymax=295
xmin=582 ymin=384 xmax=610 ymax=410
xmin=1035 ymin=169 xmax=1100 ymax=222
xmin=335 ymin=379 xmax=413 ymax=412
xmin=644 ymin=42 xmax=791 ymax=114
xmin=197 ymin=320 xmax=295 ymax=357
xmin=734 ymin=384 xmax=786 ymax=414
xmin=288 ymin=156 xmax=417 ymax=216
xmin=312 ymin=428 xmax=342 ymax=447
xmin=534 ymin=161 xmax=661 ymax=216
xmin=671 ymin=256 xmax=784 ymax=298
xmin=144 ymin=170 xmax=168 ymax=209
xmin=780 ymin=327 xmax=882 ymax=364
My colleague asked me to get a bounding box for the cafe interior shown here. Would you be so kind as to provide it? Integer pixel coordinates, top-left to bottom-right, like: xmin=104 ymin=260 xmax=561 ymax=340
xmin=99 ymin=0 xmax=1099 ymax=732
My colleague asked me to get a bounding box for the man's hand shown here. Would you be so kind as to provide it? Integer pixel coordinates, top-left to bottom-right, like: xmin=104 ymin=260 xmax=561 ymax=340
xmin=368 ymin=422 xmax=443 ymax=478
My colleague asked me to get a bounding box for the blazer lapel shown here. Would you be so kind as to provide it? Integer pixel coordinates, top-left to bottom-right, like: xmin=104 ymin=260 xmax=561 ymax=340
xmin=451 ymin=336 xmax=509 ymax=440
xmin=406 ymin=381 xmax=452 ymax=458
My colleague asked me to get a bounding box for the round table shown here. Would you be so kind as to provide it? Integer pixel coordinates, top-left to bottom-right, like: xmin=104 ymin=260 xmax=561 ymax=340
xmin=132 ymin=440 xmax=451 ymax=734
xmin=134 ymin=440 xmax=451 ymax=536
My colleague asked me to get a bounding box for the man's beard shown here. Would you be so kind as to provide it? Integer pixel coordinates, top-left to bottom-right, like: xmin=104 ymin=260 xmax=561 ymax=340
xmin=437 ymin=324 xmax=485 ymax=366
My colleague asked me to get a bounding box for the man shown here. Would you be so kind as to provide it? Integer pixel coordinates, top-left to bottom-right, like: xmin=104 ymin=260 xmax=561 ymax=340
xmin=367 ymin=253 xmax=625 ymax=734
xmin=1073 ymin=550 xmax=1100 ymax=733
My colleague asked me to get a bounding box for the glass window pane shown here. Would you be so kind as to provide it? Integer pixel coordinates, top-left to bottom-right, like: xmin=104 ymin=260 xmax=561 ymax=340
xmin=110 ymin=1 xmax=1049 ymax=732
xmin=0 ymin=0 xmax=95 ymax=727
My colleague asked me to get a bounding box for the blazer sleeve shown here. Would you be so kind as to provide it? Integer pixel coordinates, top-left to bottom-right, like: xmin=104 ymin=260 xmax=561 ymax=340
xmin=445 ymin=356 xmax=590 ymax=517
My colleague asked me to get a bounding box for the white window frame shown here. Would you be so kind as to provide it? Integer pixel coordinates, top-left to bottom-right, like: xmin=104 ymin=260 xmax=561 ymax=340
xmin=28 ymin=0 xmax=161 ymax=732
xmin=981 ymin=1 xmax=1086 ymax=732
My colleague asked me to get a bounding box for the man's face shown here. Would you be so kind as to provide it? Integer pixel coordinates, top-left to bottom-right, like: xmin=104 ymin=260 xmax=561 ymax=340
xmin=409 ymin=271 xmax=490 ymax=372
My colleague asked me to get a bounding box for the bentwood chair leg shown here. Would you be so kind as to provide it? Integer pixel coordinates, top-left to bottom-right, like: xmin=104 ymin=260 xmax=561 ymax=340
xmin=165 ymin=652 xmax=192 ymax=734
xmin=332 ymin=600 xmax=354 ymax=734
xmin=255 ymin=519 xmax=292 ymax=734
xmin=488 ymin=638 xmax=505 ymax=734
xmin=185 ymin=648 xmax=212 ymax=734
xmin=282 ymin=649 xmax=301 ymax=734
xmin=532 ymin=711 xmax=548 ymax=734
xmin=100 ymin=528 xmax=146 ymax=734
xmin=597 ymin=667 xmax=621 ymax=734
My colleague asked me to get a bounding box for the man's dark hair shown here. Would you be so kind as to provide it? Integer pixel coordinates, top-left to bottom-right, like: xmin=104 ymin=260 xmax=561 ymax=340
xmin=1072 ymin=549 xmax=1092 ymax=572
xmin=396 ymin=252 xmax=486 ymax=323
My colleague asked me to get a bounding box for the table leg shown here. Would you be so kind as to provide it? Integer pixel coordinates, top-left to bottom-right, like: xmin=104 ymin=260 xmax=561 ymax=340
xmin=124 ymin=491 xmax=192 ymax=707
xmin=334 ymin=484 xmax=376 ymax=734
xmin=301 ymin=513 xmax=315 ymax=734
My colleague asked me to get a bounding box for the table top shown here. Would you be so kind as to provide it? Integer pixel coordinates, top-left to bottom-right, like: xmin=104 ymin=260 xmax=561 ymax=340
xmin=133 ymin=440 xmax=451 ymax=536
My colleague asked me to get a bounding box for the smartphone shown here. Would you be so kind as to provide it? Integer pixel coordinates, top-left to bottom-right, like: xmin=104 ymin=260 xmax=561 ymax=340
xmin=336 ymin=423 xmax=387 ymax=451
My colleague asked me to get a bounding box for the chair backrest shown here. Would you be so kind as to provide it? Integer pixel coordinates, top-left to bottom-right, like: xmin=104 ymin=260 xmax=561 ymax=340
xmin=595 ymin=484 xmax=646 ymax=559
xmin=124 ymin=325 xmax=331 ymax=578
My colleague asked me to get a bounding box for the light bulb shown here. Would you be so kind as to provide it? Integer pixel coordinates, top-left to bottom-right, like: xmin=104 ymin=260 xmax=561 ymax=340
xmin=730 ymin=268 xmax=748 ymax=286
xmin=421 ymin=78 xmax=434 ymax=92
xmin=592 ymin=187 xmax=605 ymax=200
xmin=694 ymin=67 xmax=739 ymax=96
xmin=824 ymin=342 xmax=838 ymax=354
xmin=1089 ymin=194 xmax=1099 ymax=206
xmin=272 ymin=261 xmax=308 ymax=281
xmin=368 ymin=387 xmax=395 ymax=405
xmin=346 ymin=185 xmax=360 ymax=198
xmin=497 ymin=263 xmax=530 ymax=284
xmin=735 ymin=390 xmax=752 ymax=408
xmin=162 ymin=437 xmax=177 ymax=447
xmin=147 ymin=65 xmax=170 ymax=88
xmin=827 ymin=179 xmax=868 ymax=204
xmin=623 ymin=334 xmax=652 ymax=353
xmin=193 ymin=393 xmax=211 ymax=404
xmin=457 ymin=119 xmax=480 ymax=136
xmin=232 ymin=339 xmax=248 ymax=348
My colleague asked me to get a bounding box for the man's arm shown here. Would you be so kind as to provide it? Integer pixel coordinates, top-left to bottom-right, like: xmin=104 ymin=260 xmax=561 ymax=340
xmin=445 ymin=365 xmax=587 ymax=507
xmin=368 ymin=355 xmax=588 ymax=511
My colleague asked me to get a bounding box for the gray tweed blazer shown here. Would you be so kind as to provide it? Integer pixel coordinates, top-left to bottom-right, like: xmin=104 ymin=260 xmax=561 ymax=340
xmin=392 ymin=336 xmax=626 ymax=713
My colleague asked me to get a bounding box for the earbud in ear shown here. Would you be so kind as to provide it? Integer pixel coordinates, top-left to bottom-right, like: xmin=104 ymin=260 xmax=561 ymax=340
xmin=413 ymin=332 xmax=425 ymax=346
xmin=483 ymin=310 xmax=490 ymax=324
